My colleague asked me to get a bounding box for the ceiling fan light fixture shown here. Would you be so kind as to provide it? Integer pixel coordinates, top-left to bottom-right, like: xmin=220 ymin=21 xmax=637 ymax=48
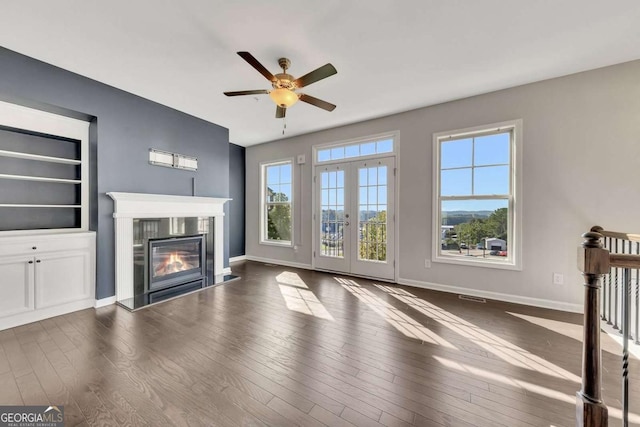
xmin=269 ymin=88 xmax=299 ymax=108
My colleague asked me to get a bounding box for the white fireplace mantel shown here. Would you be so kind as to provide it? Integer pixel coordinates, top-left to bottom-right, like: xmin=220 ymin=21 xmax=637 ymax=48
xmin=108 ymin=192 xmax=230 ymax=218
xmin=107 ymin=192 xmax=230 ymax=301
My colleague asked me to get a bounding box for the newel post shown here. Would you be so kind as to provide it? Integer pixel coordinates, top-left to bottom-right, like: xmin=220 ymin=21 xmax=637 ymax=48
xmin=576 ymin=231 xmax=609 ymax=427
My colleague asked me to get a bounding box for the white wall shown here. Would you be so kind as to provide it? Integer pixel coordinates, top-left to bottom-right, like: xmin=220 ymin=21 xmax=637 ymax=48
xmin=245 ymin=60 xmax=640 ymax=312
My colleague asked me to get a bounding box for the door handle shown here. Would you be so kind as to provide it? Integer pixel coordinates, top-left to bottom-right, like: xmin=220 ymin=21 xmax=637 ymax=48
xmin=28 ymin=260 xmax=33 ymax=264
xmin=36 ymin=260 xmax=41 ymax=263
xmin=345 ymin=221 xmax=350 ymax=226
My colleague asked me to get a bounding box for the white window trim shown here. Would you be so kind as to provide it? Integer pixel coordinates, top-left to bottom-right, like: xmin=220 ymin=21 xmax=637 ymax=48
xmin=431 ymin=119 xmax=523 ymax=271
xmin=313 ymin=131 xmax=398 ymax=166
xmin=260 ymin=158 xmax=294 ymax=247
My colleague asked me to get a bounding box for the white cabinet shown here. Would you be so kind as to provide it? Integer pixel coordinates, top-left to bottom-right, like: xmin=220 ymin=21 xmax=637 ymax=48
xmin=35 ymin=250 xmax=92 ymax=309
xmin=0 ymin=232 xmax=95 ymax=330
xmin=0 ymin=255 xmax=34 ymax=317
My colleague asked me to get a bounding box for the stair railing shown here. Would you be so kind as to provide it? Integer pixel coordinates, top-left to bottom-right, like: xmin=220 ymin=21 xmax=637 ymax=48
xmin=577 ymin=226 xmax=640 ymax=427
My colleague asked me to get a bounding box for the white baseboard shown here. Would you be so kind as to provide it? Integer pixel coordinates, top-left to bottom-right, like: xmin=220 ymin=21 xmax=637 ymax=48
xmin=245 ymin=255 xmax=313 ymax=271
xmin=397 ymin=277 xmax=583 ymax=314
xmin=229 ymin=255 xmax=247 ymax=263
xmin=0 ymin=298 xmax=96 ymax=331
xmin=222 ymin=267 xmax=232 ymax=275
xmin=95 ymin=296 xmax=117 ymax=308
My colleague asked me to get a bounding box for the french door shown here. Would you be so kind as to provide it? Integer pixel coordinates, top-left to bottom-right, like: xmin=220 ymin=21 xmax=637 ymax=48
xmin=314 ymin=157 xmax=395 ymax=280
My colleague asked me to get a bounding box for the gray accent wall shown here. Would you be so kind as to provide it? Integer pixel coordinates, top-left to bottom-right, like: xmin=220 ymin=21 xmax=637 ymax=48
xmin=246 ymin=59 xmax=640 ymax=311
xmin=228 ymin=143 xmax=245 ymax=258
xmin=0 ymin=47 xmax=232 ymax=299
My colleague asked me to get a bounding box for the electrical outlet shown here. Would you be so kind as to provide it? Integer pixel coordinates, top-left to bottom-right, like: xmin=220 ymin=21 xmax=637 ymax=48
xmin=424 ymin=259 xmax=431 ymax=268
xmin=297 ymin=154 xmax=306 ymax=164
xmin=553 ymin=273 xmax=564 ymax=285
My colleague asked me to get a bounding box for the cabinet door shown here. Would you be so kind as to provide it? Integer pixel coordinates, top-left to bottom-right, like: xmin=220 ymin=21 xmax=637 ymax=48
xmin=35 ymin=250 xmax=91 ymax=309
xmin=0 ymin=255 xmax=34 ymax=317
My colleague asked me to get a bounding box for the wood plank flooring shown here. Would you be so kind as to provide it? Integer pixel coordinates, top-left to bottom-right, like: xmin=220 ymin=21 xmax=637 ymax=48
xmin=1 ymin=260 xmax=638 ymax=426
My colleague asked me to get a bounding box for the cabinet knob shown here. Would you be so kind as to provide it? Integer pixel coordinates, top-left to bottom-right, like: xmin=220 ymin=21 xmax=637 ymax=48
xmin=36 ymin=260 xmax=41 ymax=263
xmin=28 ymin=260 xmax=33 ymax=264
xmin=32 ymin=246 xmax=37 ymax=250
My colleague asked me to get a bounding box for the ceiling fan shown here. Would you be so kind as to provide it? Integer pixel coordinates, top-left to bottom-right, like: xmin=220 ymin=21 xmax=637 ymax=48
xmin=224 ymin=51 xmax=337 ymax=119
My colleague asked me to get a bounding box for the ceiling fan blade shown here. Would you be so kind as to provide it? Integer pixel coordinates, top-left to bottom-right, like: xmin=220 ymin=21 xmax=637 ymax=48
xmin=294 ymin=63 xmax=337 ymax=88
xmin=224 ymin=90 xmax=269 ymax=97
xmin=237 ymin=52 xmax=276 ymax=82
xmin=299 ymin=94 xmax=336 ymax=112
xmin=276 ymin=106 xmax=286 ymax=119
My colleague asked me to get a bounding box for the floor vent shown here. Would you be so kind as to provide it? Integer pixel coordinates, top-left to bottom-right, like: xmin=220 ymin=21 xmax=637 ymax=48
xmin=458 ymin=294 xmax=486 ymax=303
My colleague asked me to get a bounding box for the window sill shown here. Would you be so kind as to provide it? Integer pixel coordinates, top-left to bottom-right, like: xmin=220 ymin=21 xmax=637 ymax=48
xmin=432 ymin=254 xmax=522 ymax=271
xmin=260 ymin=240 xmax=293 ymax=248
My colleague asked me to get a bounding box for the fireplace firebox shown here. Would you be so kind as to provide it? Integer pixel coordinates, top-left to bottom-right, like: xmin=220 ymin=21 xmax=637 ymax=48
xmin=147 ymin=235 xmax=206 ymax=292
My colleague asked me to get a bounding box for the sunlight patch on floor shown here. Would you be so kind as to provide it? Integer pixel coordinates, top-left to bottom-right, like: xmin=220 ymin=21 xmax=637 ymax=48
xmin=600 ymin=320 xmax=640 ymax=360
xmin=434 ymin=355 xmax=640 ymax=424
xmin=376 ymin=284 xmax=581 ymax=383
xmin=507 ymin=311 xmax=640 ymax=359
xmin=507 ymin=311 xmax=583 ymax=342
xmin=276 ymin=271 xmax=309 ymax=289
xmin=277 ymin=272 xmax=334 ymax=320
xmin=335 ymin=277 xmax=456 ymax=348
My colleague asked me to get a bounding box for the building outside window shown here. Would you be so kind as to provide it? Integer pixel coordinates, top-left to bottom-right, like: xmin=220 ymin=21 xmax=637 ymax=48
xmin=433 ymin=120 xmax=522 ymax=269
xmin=262 ymin=160 xmax=293 ymax=245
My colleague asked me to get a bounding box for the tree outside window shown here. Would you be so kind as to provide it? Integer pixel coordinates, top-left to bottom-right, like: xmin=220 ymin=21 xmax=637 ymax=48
xmin=263 ymin=161 xmax=292 ymax=244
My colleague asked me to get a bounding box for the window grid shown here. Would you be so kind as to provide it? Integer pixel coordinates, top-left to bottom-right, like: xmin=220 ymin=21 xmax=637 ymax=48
xmin=320 ymin=170 xmax=345 ymax=258
xmin=316 ymin=138 xmax=393 ymax=163
xmin=358 ymin=165 xmax=387 ymax=262
xmin=440 ymin=133 xmax=511 ymax=198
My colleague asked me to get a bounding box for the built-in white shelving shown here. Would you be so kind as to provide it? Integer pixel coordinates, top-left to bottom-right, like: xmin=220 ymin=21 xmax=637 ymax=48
xmin=0 ymin=100 xmax=90 ymax=232
xmin=0 ymin=149 xmax=82 ymax=165
xmin=0 ymin=204 xmax=81 ymax=208
xmin=0 ymin=102 xmax=95 ymax=330
xmin=0 ymin=173 xmax=81 ymax=184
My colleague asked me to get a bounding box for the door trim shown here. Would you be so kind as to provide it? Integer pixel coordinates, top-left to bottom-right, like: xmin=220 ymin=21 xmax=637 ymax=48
xmin=311 ymin=131 xmax=400 ymax=283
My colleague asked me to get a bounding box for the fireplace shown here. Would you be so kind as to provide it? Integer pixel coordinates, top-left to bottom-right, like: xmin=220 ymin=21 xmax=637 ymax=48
xmin=147 ymin=235 xmax=206 ymax=292
xmin=107 ymin=192 xmax=234 ymax=310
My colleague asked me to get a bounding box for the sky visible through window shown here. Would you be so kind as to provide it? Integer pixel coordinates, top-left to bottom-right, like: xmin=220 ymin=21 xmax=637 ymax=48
xmin=267 ymin=163 xmax=292 ymax=201
xmin=317 ymin=138 xmax=393 ymax=163
xmin=440 ymin=132 xmax=510 ymax=212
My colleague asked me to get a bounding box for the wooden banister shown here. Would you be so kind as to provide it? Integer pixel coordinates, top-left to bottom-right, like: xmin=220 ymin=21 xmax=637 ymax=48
xmin=591 ymin=225 xmax=640 ymax=243
xmin=609 ymin=253 xmax=640 ymax=269
xmin=581 ymin=225 xmax=640 ymax=427
xmin=578 ymin=226 xmax=640 ymax=427
xmin=576 ymin=231 xmax=609 ymax=427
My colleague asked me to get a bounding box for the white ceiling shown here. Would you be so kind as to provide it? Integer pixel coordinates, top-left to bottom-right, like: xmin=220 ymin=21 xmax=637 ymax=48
xmin=1 ymin=1 xmax=640 ymax=146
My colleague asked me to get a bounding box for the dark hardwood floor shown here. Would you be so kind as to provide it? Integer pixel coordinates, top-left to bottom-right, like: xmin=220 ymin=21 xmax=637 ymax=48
xmin=1 ymin=260 xmax=638 ymax=426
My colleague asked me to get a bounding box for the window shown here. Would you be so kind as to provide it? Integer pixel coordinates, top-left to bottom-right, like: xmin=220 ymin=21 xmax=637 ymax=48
xmin=262 ymin=160 xmax=293 ymax=245
xmin=316 ymin=137 xmax=393 ymax=163
xmin=433 ymin=120 xmax=522 ymax=269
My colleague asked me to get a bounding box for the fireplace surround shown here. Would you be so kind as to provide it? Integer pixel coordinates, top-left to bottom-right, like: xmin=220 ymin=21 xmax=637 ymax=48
xmin=131 ymin=216 xmax=213 ymax=299
xmin=108 ymin=192 xmax=232 ymax=309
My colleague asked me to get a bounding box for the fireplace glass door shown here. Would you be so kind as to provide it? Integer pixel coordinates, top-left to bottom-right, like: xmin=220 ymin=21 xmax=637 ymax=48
xmin=148 ymin=235 xmax=205 ymax=291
